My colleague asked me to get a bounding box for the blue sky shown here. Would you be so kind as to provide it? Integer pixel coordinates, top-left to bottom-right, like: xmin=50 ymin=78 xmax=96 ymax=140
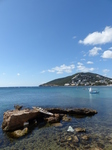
xmin=0 ymin=0 xmax=112 ymax=86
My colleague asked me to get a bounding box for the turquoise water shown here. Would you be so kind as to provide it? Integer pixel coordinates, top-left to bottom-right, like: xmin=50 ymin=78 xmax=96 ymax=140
xmin=0 ymin=86 xmax=112 ymax=149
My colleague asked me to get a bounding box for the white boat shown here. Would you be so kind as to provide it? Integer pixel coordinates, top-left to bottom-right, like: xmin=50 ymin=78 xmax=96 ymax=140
xmin=89 ymin=87 xmax=99 ymax=94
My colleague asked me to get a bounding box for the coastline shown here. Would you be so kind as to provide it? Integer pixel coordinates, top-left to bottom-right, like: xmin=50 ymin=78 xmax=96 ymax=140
xmin=0 ymin=86 xmax=112 ymax=149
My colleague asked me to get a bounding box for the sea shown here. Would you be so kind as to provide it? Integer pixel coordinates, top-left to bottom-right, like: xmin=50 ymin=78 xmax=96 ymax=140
xmin=0 ymin=86 xmax=112 ymax=150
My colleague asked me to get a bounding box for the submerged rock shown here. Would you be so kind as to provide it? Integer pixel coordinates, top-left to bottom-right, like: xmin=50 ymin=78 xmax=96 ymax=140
xmin=67 ymin=136 xmax=72 ymax=141
xmin=81 ymin=135 xmax=89 ymax=140
xmin=90 ymin=147 xmax=103 ymax=150
xmin=109 ymin=139 xmax=112 ymax=143
xmin=72 ymin=135 xmax=79 ymax=143
xmin=51 ymin=123 xmax=63 ymax=127
xmin=75 ymin=127 xmax=86 ymax=132
xmin=11 ymin=127 xmax=28 ymax=138
xmin=62 ymin=115 xmax=71 ymax=122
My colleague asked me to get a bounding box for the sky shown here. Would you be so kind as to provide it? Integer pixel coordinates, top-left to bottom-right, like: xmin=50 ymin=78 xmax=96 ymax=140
xmin=0 ymin=0 xmax=112 ymax=87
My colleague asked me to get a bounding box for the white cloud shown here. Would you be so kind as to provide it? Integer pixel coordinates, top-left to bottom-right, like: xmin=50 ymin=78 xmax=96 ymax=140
xmin=17 ymin=73 xmax=20 ymax=76
xmin=89 ymin=47 xmax=102 ymax=56
xmin=87 ymin=61 xmax=93 ymax=64
xmin=73 ymin=36 xmax=76 ymax=39
xmin=81 ymin=51 xmax=87 ymax=57
xmin=79 ymin=26 xmax=112 ymax=45
xmin=41 ymin=70 xmax=46 ymax=73
xmin=48 ymin=64 xmax=75 ymax=74
xmin=109 ymin=47 xmax=112 ymax=50
xmin=77 ymin=62 xmax=94 ymax=72
xmin=101 ymin=50 xmax=112 ymax=59
xmin=103 ymin=69 xmax=110 ymax=73
xmin=103 ymin=69 xmax=110 ymax=76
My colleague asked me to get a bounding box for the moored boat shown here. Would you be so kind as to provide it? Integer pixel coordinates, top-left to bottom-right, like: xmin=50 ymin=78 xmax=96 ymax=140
xmin=89 ymin=87 xmax=99 ymax=94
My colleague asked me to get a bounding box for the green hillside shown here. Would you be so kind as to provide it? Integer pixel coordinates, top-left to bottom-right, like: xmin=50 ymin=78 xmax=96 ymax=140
xmin=40 ymin=72 xmax=112 ymax=86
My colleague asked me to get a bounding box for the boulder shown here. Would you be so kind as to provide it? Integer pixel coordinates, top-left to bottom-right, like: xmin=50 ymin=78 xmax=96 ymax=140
xmin=44 ymin=113 xmax=62 ymax=124
xmin=2 ymin=109 xmax=40 ymax=131
xmin=2 ymin=106 xmax=97 ymax=132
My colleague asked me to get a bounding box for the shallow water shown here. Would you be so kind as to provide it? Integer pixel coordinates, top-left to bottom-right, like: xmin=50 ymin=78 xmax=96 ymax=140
xmin=0 ymin=86 xmax=112 ymax=149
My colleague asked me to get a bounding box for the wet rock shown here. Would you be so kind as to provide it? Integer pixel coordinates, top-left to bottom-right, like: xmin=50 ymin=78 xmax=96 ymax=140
xmin=69 ymin=143 xmax=76 ymax=149
xmin=2 ymin=106 xmax=97 ymax=132
xmin=44 ymin=114 xmax=62 ymax=124
xmin=109 ymin=139 xmax=112 ymax=143
xmin=47 ymin=108 xmax=98 ymax=116
xmin=60 ymin=138 xmax=66 ymax=143
xmin=14 ymin=105 xmax=23 ymax=110
xmin=51 ymin=123 xmax=63 ymax=127
xmin=75 ymin=127 xmax=86 ymax=132
xmin=82 ymin=135 xmax=89 ymax=140
xmin=108 ymin=133 xmax=112 ymax=138
xmin=84 ymin=145 xmax=91 ymax=149
xmin=72 ymin=135 xmax=79 ymax=143
xmin=62 ymin=115 xmax=71 ymax=122
xmin=67 ymin=136 xmax=72 ymax=141
xmin=97 ymin=143 xmax=105 ymax=149
xmin=90 ymin=147 xmax=103 ymax=150
xmin=11 ymin=127 xmax=28 ymax=138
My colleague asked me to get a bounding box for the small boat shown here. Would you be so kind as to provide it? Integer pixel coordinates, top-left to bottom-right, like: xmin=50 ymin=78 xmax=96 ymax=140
xmin=89 ymin=87 xmax=99 ymax=94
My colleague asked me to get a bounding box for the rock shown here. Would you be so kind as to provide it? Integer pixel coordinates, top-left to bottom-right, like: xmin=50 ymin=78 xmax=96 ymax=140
xmin=90 ymin=147 xmax=103 ymax=150
xmin=46 ymin=108 xmax=97 ymax=116
xmin=108 ymin=133 xmax=112 ymax=138
xmin=67 ymin=126 xmax=74 ymax=132
xmin=44 ymin=114 xmax=62 ymax=124
xmin=75 ymin=127 xmax=86 ymax=132
xmin=2 ymin=106 xmax=97 ymax=132
xmin=14 ymin=105 xmax=23 ymax=110
xmin=67 ymin=136 xmax=72 ymax=141
xmin=2 ymin=109 xmax=40 ymax=131
xmin=72 ymin=135 xmax=79 ymax=143
xmin=51 ymin=123 xmax=63 ymax=127
xmin=69 ymin=143 xmax=76 ymax=148
xmin=109 ymin=139 xmax=112 ymax=143
xmin=11 ymin=127 xmax=28 ymax=138
xmin=81 ymin=135 xmax=89 ymax=140
xmin=62 ymin=115 xmax=71 ymax=122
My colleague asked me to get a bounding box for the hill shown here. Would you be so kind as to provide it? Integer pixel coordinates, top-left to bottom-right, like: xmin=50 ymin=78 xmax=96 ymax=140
xmin=40 ymin=72 xmax=112 ymax=86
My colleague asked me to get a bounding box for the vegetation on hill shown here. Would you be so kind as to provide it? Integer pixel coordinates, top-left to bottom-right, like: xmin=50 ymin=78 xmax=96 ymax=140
xmin=40 ymin=72 xmax=112 ymax=86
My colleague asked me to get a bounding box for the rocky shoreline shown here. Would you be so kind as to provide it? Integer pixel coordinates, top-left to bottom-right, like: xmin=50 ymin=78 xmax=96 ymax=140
xmin=2 ymin=106 xmax=97 ymax=138
xmin=1 ymin=106 xmax=112 ymax=149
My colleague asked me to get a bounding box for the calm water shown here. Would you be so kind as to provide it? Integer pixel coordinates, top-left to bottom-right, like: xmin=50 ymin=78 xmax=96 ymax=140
xmin=0 ymin=86 xmax=112 ymax=149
